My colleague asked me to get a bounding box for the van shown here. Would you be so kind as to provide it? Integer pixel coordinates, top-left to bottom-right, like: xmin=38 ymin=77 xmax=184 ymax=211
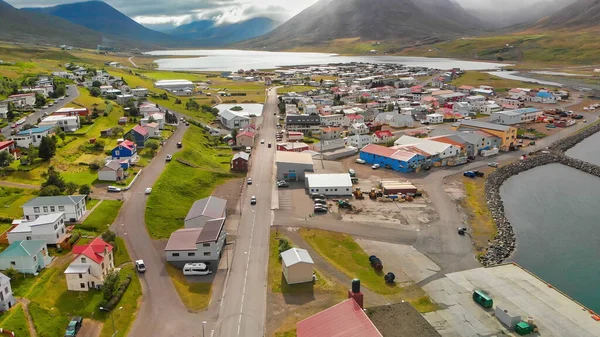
xmin=348 ymin=169 xmax=356 ymax=177
xmin=245 ymin=147 xmax=251 ymax=154
xmin=183 ymin=263 xmax=212 ymax=276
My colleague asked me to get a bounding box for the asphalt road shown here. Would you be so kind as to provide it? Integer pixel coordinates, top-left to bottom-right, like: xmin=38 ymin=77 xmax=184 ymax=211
xmin=1 ymin=84 xmax=79 ymax=138
xmin=214 ymin=88 xmax=276 ymax=337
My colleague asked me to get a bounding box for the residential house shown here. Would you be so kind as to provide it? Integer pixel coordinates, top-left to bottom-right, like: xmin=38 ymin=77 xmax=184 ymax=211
xmin=426 ymin=113 xmax=444 ymax=124
xmin=458 ymin=85 xmax=474 ymax=94
xmin=0 ymin=102 xmax=7 ymax=119
xmin=490 ymin=108 xmax=542 ymax=125
xmin=349 ymin=123 xmax=370 ymax=135
xmin=347 ymin=134 xmax=372 ymax=149
xmin=320 ymin=126 xmax=342 ymax=140
xmin=7 ymin=93 xmax=35 ymax=107
xmin=343 ymin=114 xmax=364 ymax=127
xmin=130 ymin=88 xmax=148 ymax=97
xmin=231 ymin=152 xmax=249 ymax=172
xmin=99 ymin=85 xmax=113 ymax=95
xmin=139 ymin=103 xmax=161 ymax=116
xmin=457 ymin=131 xmax=502 ymax=157
xmin=22 ymin=195 xmax=87 ymax=222
xmin=481 ymin=103 xmax=502 ymax=115
xmin=372 ymin=130 xmax=395 ymax=144
xmin=359 ymin=144 xmax=425 ymax=173
xmin=277 ymin=142 xmax=310 ymax=152
xmin=147 ymin=113 xmax=165 ymax=129
xmin=12 ymin=125 xmax=56 ymax=148
xmin=457 ymin=120 xmax=517 ymax=151
xmin=531 ymin=91 xmax=557 ymax=104
xmin=98 ymin=160 xmax=125 ymax=182
xmin=394 ymin=135 xmax=461 ymax=163
xmin=53 ymin=107 xmax=89 ymax=117
xmin=8 ymin=213 xmax=67 ymax=245
xmin=374 ymin=112 xmax=415 ymax=128
xmin=116 ymin=94 xmax=134 ymax=105
xmin=0 ymin=240 xmax=52 ymax=275
xmin=453 ymin=102 xmax=472 ymax=117
xmin=184 ymin=196 xmax=227 ymax=228
xmin=287 ymin=131 xmax=304 ymax=141
xmin=65 ymin=237 xmax=114 ymax=291
xmin=125 ymin=125 xmax=149 ymax=148
xmin=286 ymin=115 xmax=321 ymax=135
xmin=0 ymin=273 xmax=16 ymax=311
xmin=39 ymin=115 xmax=80 ymax=132
xmin=111 ymin=140 xmax=137 ymax=162
xmin=420 ymin=96 xmax=439 ymax=108
xmin=0 ymin=140 xmax=16 ymax=156
xmin=165 ymin=218 xmax=226 ymax=263
xmin=304 ymin=104 xmax=318 ymax=115
xmin=236 ymin=131 xmax=256 ymax=148
xmin=320 ymin=114 xmax=344 ymax=126
xmin=219 ymin=109 xmax=250 ymax=129
xmin=143 ymin=122 xmax=161 ymax=138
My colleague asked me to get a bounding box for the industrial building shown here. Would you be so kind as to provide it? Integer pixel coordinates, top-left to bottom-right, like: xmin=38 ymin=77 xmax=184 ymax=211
xmin=275 ymin=151 xmax=314 ymax=181
xmin=305 ymin=173 xmax=353 ymax=196
xmin=154 ymin=79 xmax=194 ymax=91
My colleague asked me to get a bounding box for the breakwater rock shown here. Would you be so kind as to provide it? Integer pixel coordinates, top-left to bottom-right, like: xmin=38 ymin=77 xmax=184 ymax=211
xmin=549 ymin=120 xmax=600 ymax=152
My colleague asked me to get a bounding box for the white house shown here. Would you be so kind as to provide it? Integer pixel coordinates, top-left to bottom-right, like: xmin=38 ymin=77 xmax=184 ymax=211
xmin=7 ymin=93 xmax=35 ymax=107
xmin=130 ymin=88 xmax=149 ymax=97
xmin=0 ymin=103 xmax=8 ymax=119
xmin=97 ymin=160 xmax=125 ymax=182
xmin=219 ymin=109 xmax=251 ymax=129
xmin=305 ymin=173 xmax=353 ymax=196
xmin=0 ymin=272 xmax=17 ymax=311
xmin=347 ymin=134 xmax=372 ymax=149
xmin=0 ymin=240 xmax=52 ymax=275
xmin=372 ymin=130 xmax=395 ymax=144
xmin=22 ymin=195 xmax=87 ymax=222
xmin=65 ymin=237 xmax=115 ymax=291
xmin=116 ymin=94 xmax=134 ymax=105
xmin=320 ymin=114 xmax=344 ymax=126
xmin=453 ymin=102 xmax=472 ymax=117
xmin=481 ymin=103 xmax=502 ymax=115
xmin=99 ymin=85 xmax=113 ymax=95
xmin=142 ymin=122 xmax=161 ymax=138
xmin=8 ymin=213 xmax=67 ymax=245
xmin=165 ymin=218 xmax=226 ymax=263
xmin=490 ymin=108 xmax=542 ymax=125
xmin=343 ymin=114 xmax=365 ymax=127
xmin=12 ymin=125 xmax=56 ymax=148
xmin=281 ymin=248 xmax=314 ymax=285
xmin=39 ymin=115 xmax=80 ymax=132
xmin=426 ymin=113 xmax=444 ymax=124
xmin=184 ymin=196 xmax=227 ymax=228
xmin=374 ymin=112 xmax=414 ymax=128
xmin=349 ymin=123 xmax=370 ymax=135
xmin=304 ymin=104 xmax=318 ymax=115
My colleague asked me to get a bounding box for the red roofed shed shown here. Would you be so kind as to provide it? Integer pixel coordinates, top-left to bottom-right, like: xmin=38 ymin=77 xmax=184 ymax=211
xmin=297 ymin=298 xmax=382 ymax=337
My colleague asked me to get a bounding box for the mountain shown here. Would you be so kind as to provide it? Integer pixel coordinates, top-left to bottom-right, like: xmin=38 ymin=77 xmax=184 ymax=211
xmin=24 ymin=1 xmax=181 ymax=45
xmin=168 ymin=17 xmax=279 ymax=46
xmin=533 ymin=0 xmax=600 ymax=29
xmin=0 ymin=0 xmax=150 ymax=49
xmin=236 ymin=0 xmax=484 ymax=50
xmin=458 ymin=0 xmax=576 ymax=28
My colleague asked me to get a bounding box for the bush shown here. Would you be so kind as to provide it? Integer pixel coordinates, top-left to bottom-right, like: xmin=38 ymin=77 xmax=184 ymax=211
xmin=69 ymin=232 xmax=81 ymax=245
xmin=104 ymin=274 xmax=132 ymax=310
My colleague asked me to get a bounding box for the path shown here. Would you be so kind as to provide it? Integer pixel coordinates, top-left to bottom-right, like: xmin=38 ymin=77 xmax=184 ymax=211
xmin=0 ymin=181 xmax=38 ymax=189
xmin=77 ymin=199 xmax=103 ymax=223
xmin=17 ymin=298 xmax=38 ymax=337
xmin=128 ymin=56 xmax=138 ymax=68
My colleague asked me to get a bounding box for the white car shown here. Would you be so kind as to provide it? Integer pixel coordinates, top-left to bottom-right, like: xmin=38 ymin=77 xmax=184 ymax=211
xmin=355 ymin=158 xmax=366 ymax=164
xmin=107 ymin=186 xmax=121 ymax=192
xmin=372 ymin=164 xmax=380 ymax=169
xmin=183 ymin=263 xmax=212 ymax=276
xmin=145 ymin=188 xmax=152 ymax=194
xmin=251 ymin=196 xmax=257 ymax=205
xmin=135 ymin=260 xmax=146 ymax=273
xmin=260 ymin=139 xmax=265 ymax=144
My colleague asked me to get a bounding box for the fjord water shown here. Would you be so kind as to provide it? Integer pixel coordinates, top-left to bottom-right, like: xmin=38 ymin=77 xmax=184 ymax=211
xmin=565 ymin=132 xmax=600 ymax=166
xmin=146 ymin=49 xmax=508 ymax=71
xmin=500 ymin=163 xmax=600 ymax=313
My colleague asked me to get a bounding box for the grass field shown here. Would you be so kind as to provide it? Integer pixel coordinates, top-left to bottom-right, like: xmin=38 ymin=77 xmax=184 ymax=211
xmin=277 ymin=85 xmax=319 ymax=94
xmin=451 ymin=71 xmax=543 ymax=91
xmin=298 ymin=228 xmax=401 ymax=295
xmin=166 ymin=264 xmax=212 ymax=312
xmin=461 ymin=172 xmax=498 ymax=259
xmin=145 ymin=124 xmax=235 ymax=238
xmin=78 ymin=200 xmax=123 ymax=233
xmin=286 ymin=37 xmax=395 ymax=55
xmin=0 ymin=187 xmax=36 ymax=219
xmin=0 ymin=304 xmax=31 ymax=337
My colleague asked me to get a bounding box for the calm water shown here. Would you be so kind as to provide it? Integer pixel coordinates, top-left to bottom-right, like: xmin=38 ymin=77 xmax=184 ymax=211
xmin=565 ymin=132 xmax=600 ymax=166
xmin=487 ymin=71 xmax=565 ymax=87
xmin=500 ymin=163 xmax=600 ymax=313
xmin=146 ymin=49 xmax=509 ymax=71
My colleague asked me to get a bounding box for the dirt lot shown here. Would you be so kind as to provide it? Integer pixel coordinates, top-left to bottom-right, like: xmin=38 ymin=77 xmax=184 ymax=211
xmin=212 ymin=177 xmax=244 ymax=214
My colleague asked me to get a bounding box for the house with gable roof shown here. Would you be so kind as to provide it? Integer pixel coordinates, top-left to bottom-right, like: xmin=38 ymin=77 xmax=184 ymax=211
xmin=184 ymin=196 xmax=228 ymax=229
xmin=111 ymin=140 xmax=137 ymax=161
xmin=65 ymin=237 xmax=114 ymax=291
xmin=125 ymin=125 xmax=149 ymax=147
xmin=0 ymin=240 xmax=52 ymax=275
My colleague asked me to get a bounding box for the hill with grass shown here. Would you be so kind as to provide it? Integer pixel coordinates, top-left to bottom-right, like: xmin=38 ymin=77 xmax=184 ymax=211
xmin=533 ymin=0 xmax=600 ymax=29
xmin=236 ymin=0 xmax=484 ymax=50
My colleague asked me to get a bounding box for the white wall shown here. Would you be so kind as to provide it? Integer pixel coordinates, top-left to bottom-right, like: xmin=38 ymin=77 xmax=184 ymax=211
xmin=8 ymin=216 xmax=67 ymax=245
xmin=23 ymin=200 xmax=86 ymax=222
xmin=283 ymin=262 xmax=314 ymax=284
xmin=98 ymin=169 xmax=118 ymax=182
xmin=306 ymin=184 xmax=352 ymax=196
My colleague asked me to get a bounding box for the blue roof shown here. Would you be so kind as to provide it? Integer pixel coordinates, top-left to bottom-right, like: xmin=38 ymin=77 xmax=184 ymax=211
xmin=536 ymin=92 xmax=553 ymax=98
xmin=0 ymin=240 xmax=46 ymax=257
xmin=511 ymin=108 xmax=539 ymax=114
xmin=17 ymin=125 xmax=55 ymax=135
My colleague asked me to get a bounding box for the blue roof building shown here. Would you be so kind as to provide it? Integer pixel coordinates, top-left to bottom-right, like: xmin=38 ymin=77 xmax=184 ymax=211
xmin=12 ymin=125 xmax=55 ymax=148
xmin=0 ymin=240 xmax=53 ymax=275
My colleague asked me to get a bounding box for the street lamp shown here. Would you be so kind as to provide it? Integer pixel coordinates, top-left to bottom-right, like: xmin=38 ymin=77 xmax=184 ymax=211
xmin=202 ymin=321 xmax=207 ymax=337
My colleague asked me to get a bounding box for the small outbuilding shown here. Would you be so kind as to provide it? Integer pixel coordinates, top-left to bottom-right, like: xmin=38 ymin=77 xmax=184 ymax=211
xmin=231 ymin=152 xmax=250 ymax=172
xmin=281 ymin=248 xmax=314 ymax=285
xmin=97 ymin=160 xmax=125 ymax=182
xmin=305 ymin=173 xmax=353 ymax=196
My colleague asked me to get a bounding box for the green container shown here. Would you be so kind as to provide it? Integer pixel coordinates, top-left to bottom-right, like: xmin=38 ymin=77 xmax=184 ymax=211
xmin=472 ymin=290 xmax=493 ymax=308
xmin=515 ymin=322 xmax=532 ymax=335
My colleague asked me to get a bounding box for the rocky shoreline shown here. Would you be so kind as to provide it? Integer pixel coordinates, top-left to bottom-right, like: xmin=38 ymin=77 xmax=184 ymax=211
xmin=480 ymin=122 xmax=600 ymax=266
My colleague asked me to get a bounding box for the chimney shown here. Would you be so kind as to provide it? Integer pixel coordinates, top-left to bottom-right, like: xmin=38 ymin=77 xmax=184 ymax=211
xmin=348 ymin=278 xmax=364 ymax=309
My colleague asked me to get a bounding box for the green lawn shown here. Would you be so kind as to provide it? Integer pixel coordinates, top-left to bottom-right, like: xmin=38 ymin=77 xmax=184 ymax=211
xmin=145 ymin=125 xmax=235 ymax=239
xmin=141 ymin=71 xmax=206 ymax=82
xmin=78 ymin=200 xmax=123 ymax=233
xmin=113 ymin=237 xmax=130 ymax=267
xmin=166 ymin=264 xmax=212 ymax=312
xmin=299 ymin=228 xmax=401 ymax=295
xmin=0 ymin=187 xmax=36 ymax=219
xmin=0 ymin=304 xmax=32 ymax=337
xmin=86 ymin=198 xmax=101 ymax=209
xmin=451 ymin=71 xmax=542 ymax=91
xmin=28 ymin=302 xmax=69 ymax=337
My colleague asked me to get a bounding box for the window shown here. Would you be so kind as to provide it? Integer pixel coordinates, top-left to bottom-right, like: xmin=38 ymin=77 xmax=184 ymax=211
xmin=172 ymin=253 xmax=180 ymax=257
xmin=34 ymin=207 xmax=40 ymax=213
xmin=33 ymin=256 xmax=36 ymax=262
xmin=102 ymin=263 xmax=104 ymax=269
xmin=204 ymin=252 xmax=211 ymax=256
xmin=79 ymin=274 xmax=83 ymax=279
xmin=115 ymin=150 xmax=120 ymax=156
xmin=56 ymin=233 xmax=59 ymax=239
xmin=54 ymin=224 xmax=57 ymax=230
xmin=50 ymin=206 xmax=55 ymax=212
xmin=43 ymin=206 xmax=48 ymax=212
xmin=10 ymin=261 xmax=15 ymax=266
xmin=81 ymin=257 xmax=86 ymax=263
xmin=80 ymin=283 xmax=86 ymax=289
xmin=188 ymin=252 xmax=195 ymax=257
xmin=346 ymin=188 xmax=350 ymax=191
xmin=325 ymin=189 xmax=328 ymax=191
xmin=58 ymin=206 xmax=64 ymax=211
xmin=203 ymin=243 xmax=210 ymax=247
xmin=4 ymin=287 xmax=8 ymax=294
xmin=62 ymin=228 xmax=65 ymax=234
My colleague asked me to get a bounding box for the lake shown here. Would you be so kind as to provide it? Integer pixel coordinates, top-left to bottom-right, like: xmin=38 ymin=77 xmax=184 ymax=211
xmin=500 ymin=163 xmax=600 ymax=313
xmin=487 ymin=71 xmax=565 ymax=87
xmin=146 ymin=49 xmax=509 ymax=71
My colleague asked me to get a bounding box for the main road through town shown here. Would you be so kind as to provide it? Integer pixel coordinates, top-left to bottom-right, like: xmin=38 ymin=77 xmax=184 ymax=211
xmin=214 ymin=88 xmax=278 ymax=337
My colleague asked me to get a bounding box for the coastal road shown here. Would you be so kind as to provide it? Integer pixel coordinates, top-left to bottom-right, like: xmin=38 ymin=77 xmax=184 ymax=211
xmin=1 ymin=84 xmax=79 ymax=138
xmin=214 ymin=88 xmax=277 ymax=337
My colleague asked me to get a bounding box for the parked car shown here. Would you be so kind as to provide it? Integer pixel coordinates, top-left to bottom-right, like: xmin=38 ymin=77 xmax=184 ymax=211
xmin=107 ymin=186 xmax=121 ymax=192
xmin=145 ymin=188 xmax=152 ymax=194
xmin=488 ymin=162 xmax=498 ymax=168
xmin=250 ymin=195 xmax=256 ymax=205
xmin=355 ymin=158 xmax=366 ymax=164
xmin=372 ymin=164 xmax=380 ymax=169
xmin=314 ymin=206 xmax=328 ymax=214
xmin=135 ymin=260 xmax=146 ymax=273
xmin=166 ymin=154 xmax=172 ymax=161
xmin=177 ymin=142 xmax=183 ymax=148
xmin=260 ymin=139 xmax=265 ymax=144
xmin=277 ymin=180 xmax=288 ymax=188
xmin=247 ymin=178 xmax=252 ymax=185
xmin=183 ymin=263 xmax=212 ymax=276
xmin=65 ymin=316 xmax=83 ymax=337
xmin=313 ymin=198 xmax=327 ymax=204
xmin=311 ymin=193 xmax=325 ymax=200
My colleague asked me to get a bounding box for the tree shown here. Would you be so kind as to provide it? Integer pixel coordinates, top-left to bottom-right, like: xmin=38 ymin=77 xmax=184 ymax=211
xmin=230 ymin=127 xmax=238 ymax=140
xmin=38 ymin=136 xmax=57 ymax=161
xmin=39 ymin=185 xmax=62 ymax=196
xmin=54 ymin=85 xmax=67 ymax=97
xmin=144 ymin=139 xmax=160 ymax=155
xmin=230 ymin=106 xmax=243 ymax=111
xmin=103 ymin=270 xmax=120 ymax=301
xmin=92 ymin=81 xmax=102 ymax=88
xmin=174 ymin=99 xmax=182 ymax=104
xmin=65 ymin=182 xmax=79 ymax=195
xmin=26 ymin=144 xmax=37 ymax=165
xmin=159 ymin=93 xmax=168 ymax=100
xmin=79 ymin=184 xmax=91 ymax=195
xmin=42 ymin=166 xmax=66 ymax=192
xmin=58 ymin=131 xmax=66 ymax=142
xmin=185 ymin=98 xmax=200 ymax=111
xmin=102 ymin=230 xmax=116 ymax=244
xmin=0 ymin=151 xmax=14 ymax=168
xmin=34 ymin=93 xmax=46 ymax=108
xmin=110 ymin=126 xmax=124 ymax=137
xmin=90 ymin=87 xmax=101 ymax=97
xmin=147 ymin=116 xmax=156 ymax=123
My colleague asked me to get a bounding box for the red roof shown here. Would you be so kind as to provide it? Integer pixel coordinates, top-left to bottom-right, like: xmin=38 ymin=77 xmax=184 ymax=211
xmin=297 ymin=299 xmax=382 ymax=337
xmin=361 ymin=144 xmax=398 ymax=157
xmin=374 ymin=130 xmax=393 ymax=138
xmin=132 ymin=124 xmax=148 ymax=136
xmin=430 ymin=136 xmax=465 ymax=148
xmin=9 ymin=93 xmax=35 ymax=98
xmin=459 ymin=85 xmax=474 ymax=90
xmin=346 ymin=114 xmax=363 ymax=121
xmin=237 ymin=131 xmax=255 ymax=138
xmin=119 ymin=139 xmax=136 ymax=151
xmin=72 ymin=237 xmax=113 ymax=264
xmin=0 ymin=140 xmax=15 ymax=150
xmin=410 ymin=86 xmax=423 ymax=93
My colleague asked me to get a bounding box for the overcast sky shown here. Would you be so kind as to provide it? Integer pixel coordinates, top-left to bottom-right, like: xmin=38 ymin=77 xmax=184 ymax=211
xmin=6 ymin=0 xmax=554 ymax=27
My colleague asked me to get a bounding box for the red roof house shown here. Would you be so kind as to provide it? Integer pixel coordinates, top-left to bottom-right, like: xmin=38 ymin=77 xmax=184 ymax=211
xmin=297 ymin=298 xmax=382 ymax=337
xmin=72 ymin=237 xmax=113 ymax=264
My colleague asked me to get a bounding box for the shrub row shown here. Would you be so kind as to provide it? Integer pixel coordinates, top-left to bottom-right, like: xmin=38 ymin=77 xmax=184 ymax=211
xmin=103 ymin=274 xmax=132 ymax=310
